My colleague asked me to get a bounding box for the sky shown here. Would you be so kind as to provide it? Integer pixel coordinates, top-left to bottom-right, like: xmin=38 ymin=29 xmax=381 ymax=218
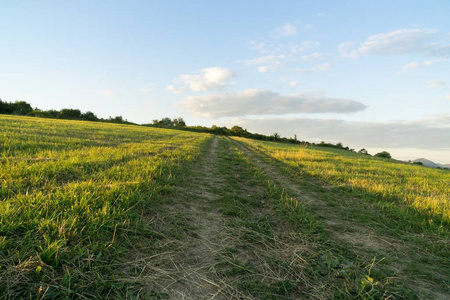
xmin=1 ymin=0 xmax=449 ymax=163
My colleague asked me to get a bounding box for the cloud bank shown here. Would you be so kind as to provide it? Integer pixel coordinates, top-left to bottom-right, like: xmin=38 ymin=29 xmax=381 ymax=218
xmin=232 ymin=116 xmax=450 ymax=151
xmin=179 ymin=89 xmax=367 ymax=118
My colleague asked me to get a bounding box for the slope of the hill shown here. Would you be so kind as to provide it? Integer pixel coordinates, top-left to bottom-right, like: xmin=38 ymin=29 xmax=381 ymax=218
xmin=413 ymin=158 xmax=450 ymax=169
xmin=233 ymin=137 xmax=449 ymax=299
xmin=1 ymin=115 xmax=449 ymax=299
xmin=0 ymin=115 xmax=210 ymax=298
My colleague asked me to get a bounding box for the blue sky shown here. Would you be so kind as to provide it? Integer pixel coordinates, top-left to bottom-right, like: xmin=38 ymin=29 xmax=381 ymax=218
xmin=1 ymin=1 xmax=449 ymax=163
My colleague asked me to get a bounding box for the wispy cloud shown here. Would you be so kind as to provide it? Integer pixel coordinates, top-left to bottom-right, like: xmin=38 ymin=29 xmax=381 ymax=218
xmin=102 ymin=90 xmax=116 ymax=98
xmin=166 ymin=67 xmax=236 ymax=93
xmin=295 ymin=62 xmax=331 ymax=73
xmin=301 ymin=52 xmax=325 ymax=61
xmin=338 ymin=28 xmax=450 ymax=58
xmin=273 ymin=23 xmax=297 ymax=38
xmin=179 ymin=89 xmax=367 ymax=118
xmin=426 ymin=79 xmax=446 ymax=88
xmin=401 ymin=60 xmax=435 ymax=71
xmin=244 ymin=23 xmax=316 ymax=73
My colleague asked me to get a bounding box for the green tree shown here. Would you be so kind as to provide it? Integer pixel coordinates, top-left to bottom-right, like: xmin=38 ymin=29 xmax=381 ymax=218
xmin=375 ymin=151 xmax=392 ymax=159
xmin=358 ymin=148 xmax=369 ymax=155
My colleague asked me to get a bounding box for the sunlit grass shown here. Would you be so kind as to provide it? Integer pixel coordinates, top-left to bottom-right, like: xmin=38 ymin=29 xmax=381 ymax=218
xmin=0 ymin=115 xmax=210 ymax=297
xmin=234 ymin=137 xmax=450 ymax=227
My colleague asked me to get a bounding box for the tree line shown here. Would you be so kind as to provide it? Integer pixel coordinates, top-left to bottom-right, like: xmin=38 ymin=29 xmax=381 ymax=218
xmin=0 ymin=99 xmax=133 ymax=124
xmin=1 ymin=99 xmax=393 ymax=159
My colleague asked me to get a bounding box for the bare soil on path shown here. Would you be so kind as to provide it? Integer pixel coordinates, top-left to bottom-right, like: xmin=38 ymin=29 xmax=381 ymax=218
xmin=120 ymin=136 xmax=238 ymax=299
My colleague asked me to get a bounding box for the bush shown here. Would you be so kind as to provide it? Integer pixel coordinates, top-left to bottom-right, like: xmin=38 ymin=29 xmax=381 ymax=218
xmin=374 ymin=151 xmax=392 ymax=159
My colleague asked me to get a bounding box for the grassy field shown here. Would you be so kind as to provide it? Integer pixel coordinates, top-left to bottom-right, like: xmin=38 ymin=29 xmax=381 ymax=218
xmin=0 ymin=115 xmax=210 ymax=298
xmin=1 ymin=115 xmax=449 ymax=299
xmin=233 ymin=137 xmax=449 ymax=298
xmin=235 ymin=138 xmax=450 ymax=229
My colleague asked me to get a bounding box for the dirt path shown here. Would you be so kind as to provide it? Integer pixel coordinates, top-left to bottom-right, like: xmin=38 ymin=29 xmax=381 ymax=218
xmin=230 ymin=137 xmax=448 ymax=300
xmin=120 ymin=136 xmax=248 ymax=299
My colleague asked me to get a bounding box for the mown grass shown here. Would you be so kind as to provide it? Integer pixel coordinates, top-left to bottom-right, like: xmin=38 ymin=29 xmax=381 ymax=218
xmin=0 ymin=115 xmax=210 ymax=298
xmin=232 ymin=137 xmax=449 ymax=298
xmin=234 ymin=138 xmax=450 ymax=230
xmin=213 ymin=138 xmax=412 ymax=299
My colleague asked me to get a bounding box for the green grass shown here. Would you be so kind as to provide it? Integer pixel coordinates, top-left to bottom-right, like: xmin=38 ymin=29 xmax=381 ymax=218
xmin=212 ymin=138 xmax=410 ymax=299
xmin=234 ymin=137 xmax=450 ymax=229
xmin=1 ymin=115 xmax=448 ymax=298
xmin=232 ymin=137 xmax=449 ymax=298
xmin=0 ymin=115 xmax=210 ymax=298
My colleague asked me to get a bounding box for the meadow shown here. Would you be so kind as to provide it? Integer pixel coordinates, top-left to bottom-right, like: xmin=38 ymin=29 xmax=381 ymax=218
xmin=1 ymin=115 xmax=449 ymax=299
xmin=0 ymin=115 xmax=210 ymax=298
xmin=235 ymin=138 xmax=450 ymax=229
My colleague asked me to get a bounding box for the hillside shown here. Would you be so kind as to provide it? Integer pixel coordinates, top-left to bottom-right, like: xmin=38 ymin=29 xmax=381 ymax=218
xmin=0 ymin=115 xmax=449 ymax=299
xmin=413 ymin=158 xmax=450 ymax=169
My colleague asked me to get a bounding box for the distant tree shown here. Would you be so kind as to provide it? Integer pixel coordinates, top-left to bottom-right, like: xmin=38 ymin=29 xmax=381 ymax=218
xmin=109 ymin=115 xmax=124 ymax=123
xmin=374 ymin=151 xmax=392 ymax=159
xmin=358 ymin=148 xmax=369 ymax=155
xmin=172 ymin=117 xmax=186 ymax=127
xmin=230 ymin=126 xmax=247 ymax=136
xmin=272 ymin=132 xmax=281 ymax=139
xmin=81 ymin=111 xmax=99 ymax=121
xmin=11 ymin=101 xmax=33 ymax=115
xmin=294 ymin=134 xmax=297 ymax=141
xmin=160 ymin=117 xmax=172 ymax=127
xmin=0 ymin=99 xmax=14 ymax=114
xmin=413 ymin=161 xmax=423 ymax=165
xmin=60 ymin=108 xmax=82 ymax=119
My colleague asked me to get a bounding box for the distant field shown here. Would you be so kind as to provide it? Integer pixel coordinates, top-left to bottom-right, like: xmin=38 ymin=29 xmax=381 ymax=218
xmin=235 ymin=137 xmax=450 ymax=228
xmin=0 ymin=115 xmax=210 ymax=298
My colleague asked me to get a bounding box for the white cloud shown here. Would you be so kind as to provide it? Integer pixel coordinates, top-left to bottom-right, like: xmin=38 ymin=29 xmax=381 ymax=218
xmin=165 ymin=85 xmax=185 ymax=94
xmin=257 ymin=66 xmax=269 ymax=73
xmin=274 ymin=23 xmax=297 ymax=38
xmin=139 ymin=87 xmax=153 ymax=92
xmin=401 ymin=60 xmax=435 ymax=70
xmin=339 ymin=29 xmax=443 ymax=58
xmin=256 ymin=61 xmax=282 ymax=73
xmin=166 ymin=67 xmax=236 ymax=93
xmin=429 ymin=45 xmax=450 ymax=58
xmin=295 ymin=68 xmax=312 ymax=74
xmin=446 ymin=95 xmax=450 ymax=99
xmin=312 ymin=62 xmax=331 ymax=71
xmin=245 ymin=55 xmax=276 ymax=65
xmin=295 ymin=62 xmax=331 ymax=73
xmin=426 ymin=79 xmax=446 ymax=88
xmin=102 ymin=90 xmax=116 ymax=98
xmin=179 ymin=89 xmax=367 ymax=118
xmin=301 ymin=52 xmax=325 ymax=61
xmin=338 ymin=42 xmax=357 ymax=58
xmin=289 ymin=81 xmax=299 ymax=86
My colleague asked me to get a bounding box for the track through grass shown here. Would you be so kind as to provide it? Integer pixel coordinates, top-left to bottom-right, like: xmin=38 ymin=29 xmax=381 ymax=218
xmin=232 ymin=137 xmax=449 ymax=299
xmin=1 ymin=115 xmax=448 ymax=299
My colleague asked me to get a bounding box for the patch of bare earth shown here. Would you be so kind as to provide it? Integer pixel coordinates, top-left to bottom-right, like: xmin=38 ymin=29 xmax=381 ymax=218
xmin=118 ymin=137 xmax=242 ymax=299
xmin=230 ymin=138 xmax=448 ymax=300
